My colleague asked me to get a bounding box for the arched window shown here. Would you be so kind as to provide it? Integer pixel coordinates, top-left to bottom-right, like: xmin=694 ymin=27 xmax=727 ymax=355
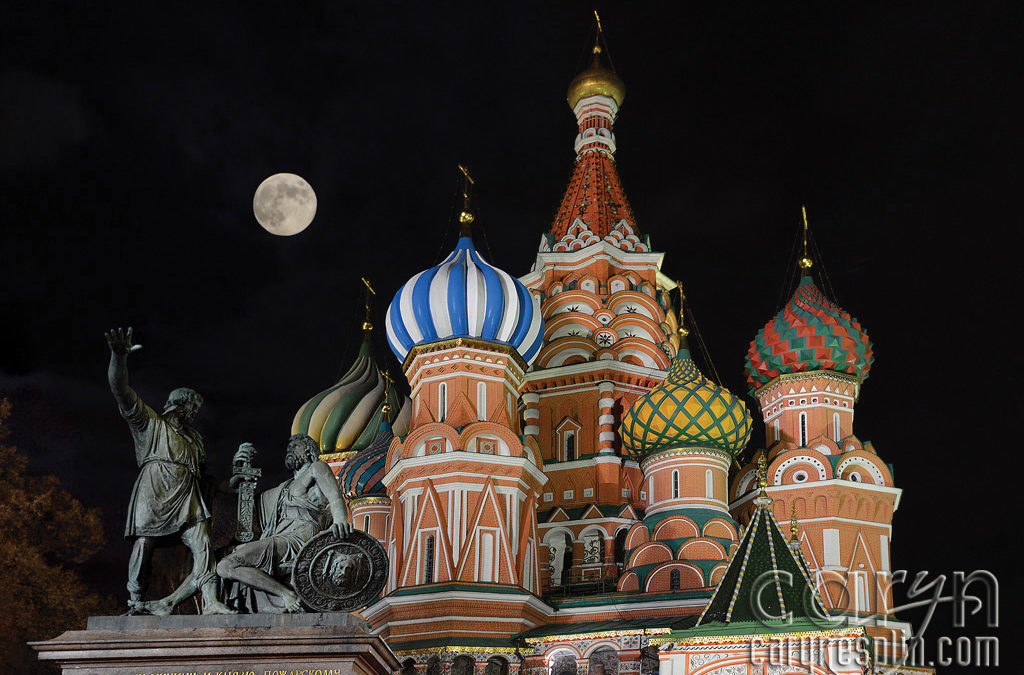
xmin=477 ymin=382 xmax=487 ymax=421
xmin=438 ymin=384 xmax=447 ymax=422
xmin=669 ymin=568 xmax=681 ymax=590
xmin=481 ymin=532 xmax=495 ymax=581
xmin=672 ymin=470 xmax=680 ymax=499
xmin=423 ymin=534 xmax=435 ymax=584
xmin=363 ymin=515 xmax=370 ymax=532
xmin=833 ymin=412 xmax=841 ymax=442
xmin=799 ymin=412 xmax=808 ymax=446
xmin=565 ymin=432 xmax=575 ymax=461
xmin=773 ymin=419 xmax=780 ymax=442
xmin=705 ymin=469 xmax=714 ymax=499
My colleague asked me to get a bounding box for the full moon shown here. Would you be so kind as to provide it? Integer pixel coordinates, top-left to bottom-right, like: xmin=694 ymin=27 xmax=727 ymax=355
xmin=253 ymin=173 xmax=317 ymax=236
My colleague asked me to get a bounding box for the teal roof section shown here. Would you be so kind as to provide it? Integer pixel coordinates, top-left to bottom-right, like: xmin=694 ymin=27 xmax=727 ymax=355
xmin=548 ymin=588 xmax=712 ymax=610
xmin=697 ymin=495 xmax=828 ymax=625
xmin=641 ymin=507 xmax=737 ymax=532
xmin=671 ymin=616 xmax=850 ymax=638
xmin=517 ymin=618 xmax=677 ymax=641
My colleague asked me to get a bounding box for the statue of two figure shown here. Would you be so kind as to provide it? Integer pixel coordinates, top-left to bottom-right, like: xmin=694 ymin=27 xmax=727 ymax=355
xmin=105 ymin=327 xmax=353 ymax=615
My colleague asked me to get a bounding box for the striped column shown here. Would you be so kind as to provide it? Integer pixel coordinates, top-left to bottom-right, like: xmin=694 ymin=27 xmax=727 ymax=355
xmin=597 ymin=381 xmax=616 ymax=453
xmin=522 ymin=392 xmax=541 ymax=440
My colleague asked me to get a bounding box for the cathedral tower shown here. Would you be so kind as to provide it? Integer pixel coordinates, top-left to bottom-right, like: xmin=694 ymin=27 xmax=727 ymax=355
xmin=616 ymin=289 xmax=752 ymax=595
xmin=365 ymin=180 xmax=548 ymax=654
xmin=733 ymin=212 xmax=900 ymax=624
xmin=518 ymin=32 xmax=681 ymax=596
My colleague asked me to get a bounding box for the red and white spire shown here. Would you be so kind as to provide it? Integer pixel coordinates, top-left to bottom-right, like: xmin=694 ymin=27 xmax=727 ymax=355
xmin=546 ymin=37 xmax=647 ymax=252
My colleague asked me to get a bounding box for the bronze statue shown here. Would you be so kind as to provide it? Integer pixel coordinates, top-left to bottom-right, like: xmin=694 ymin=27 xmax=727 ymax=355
xmin=218 ymin=433 xmax=352 ymax=612
xmin=105 ymin=327 xmax=233 ymax=615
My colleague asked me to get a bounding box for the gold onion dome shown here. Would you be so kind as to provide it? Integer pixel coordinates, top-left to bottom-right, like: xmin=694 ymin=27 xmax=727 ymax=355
xmin=620 ymin=347 xmax=752 ymax=459
xmin=567 ymin=46 xmax=625 ymax=109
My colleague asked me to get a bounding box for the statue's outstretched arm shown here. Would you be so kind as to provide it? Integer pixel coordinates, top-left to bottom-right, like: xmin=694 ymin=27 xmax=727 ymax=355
xmin=312 ymin=461 xmax=352 ymax=537
xmin=105 ymin=327 xmax=143 ymax=411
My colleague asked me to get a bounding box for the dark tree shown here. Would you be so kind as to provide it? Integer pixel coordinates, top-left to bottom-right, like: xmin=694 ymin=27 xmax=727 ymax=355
xmin=0 ymin=399 xmax=116 ymax=672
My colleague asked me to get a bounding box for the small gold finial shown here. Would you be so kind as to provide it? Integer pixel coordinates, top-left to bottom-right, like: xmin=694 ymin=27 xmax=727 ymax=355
xmin=756 ymin=455 xmax=768 ymax=494
xmin=798 ymin=205 xmax=814 ymax=272
xmin=790 ymin=503 xmax=799 ymax=542
xmin=457 ymin=164 xmax=475 ymax=232
xmin=361 ymin=277 xmax=376 ymax=332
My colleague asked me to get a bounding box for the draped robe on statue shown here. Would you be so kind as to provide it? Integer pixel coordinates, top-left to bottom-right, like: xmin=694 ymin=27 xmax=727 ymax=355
xmin=224 ymin=475 xmax=329 ymax=612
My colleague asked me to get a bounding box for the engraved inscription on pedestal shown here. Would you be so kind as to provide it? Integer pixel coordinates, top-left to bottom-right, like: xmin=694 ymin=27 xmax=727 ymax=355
xmin=292 ymin=530 xmax=387 ymax=612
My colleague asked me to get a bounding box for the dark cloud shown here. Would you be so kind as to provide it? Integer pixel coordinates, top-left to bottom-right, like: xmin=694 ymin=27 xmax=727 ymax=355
xmin=0 ymin=67 xmax=90 ymax=172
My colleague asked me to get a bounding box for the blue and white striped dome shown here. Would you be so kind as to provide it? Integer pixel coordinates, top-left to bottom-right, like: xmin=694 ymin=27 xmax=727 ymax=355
xmin=385 ymin=236 xmax=544 ymax=366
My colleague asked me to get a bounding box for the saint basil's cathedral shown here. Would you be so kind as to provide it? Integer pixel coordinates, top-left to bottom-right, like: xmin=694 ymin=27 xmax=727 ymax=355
xmin=289 ymin=28 xmax=928 ymax=675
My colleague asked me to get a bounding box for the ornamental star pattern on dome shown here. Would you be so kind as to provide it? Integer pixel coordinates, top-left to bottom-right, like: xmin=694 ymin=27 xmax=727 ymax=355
xmin=744 ymin=276 xmax=874 ymax=393
xmin=620 ymin=348 xmax=752 ymax=458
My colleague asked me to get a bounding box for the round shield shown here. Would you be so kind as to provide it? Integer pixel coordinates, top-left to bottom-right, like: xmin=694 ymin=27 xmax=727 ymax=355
xmin=291 ymin=529 xmax=388 ymax=612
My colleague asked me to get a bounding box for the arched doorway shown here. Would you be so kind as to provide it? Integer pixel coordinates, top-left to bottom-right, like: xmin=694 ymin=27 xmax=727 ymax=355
xmin=614 ymin=529 xmax=628 ymax=568
xmin=452 ymin=655 xmax=475 ymax=675
xmin=550 ymin=651 xmax=577 ymax=675
xmin=588 ymin=647 xmax=618 ymax=675
xmin=485 ymin=656 xmax=509 ymax=675
xmin=548 ymin=532 xmax=573 ymax=587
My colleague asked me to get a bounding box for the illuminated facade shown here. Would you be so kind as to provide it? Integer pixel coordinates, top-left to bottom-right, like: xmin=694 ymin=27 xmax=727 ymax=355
xmin=292 ymin=31 xmax=926 ymax=675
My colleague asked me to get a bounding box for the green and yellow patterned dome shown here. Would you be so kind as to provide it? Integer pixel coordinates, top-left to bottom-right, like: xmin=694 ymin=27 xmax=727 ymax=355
xmin=620 ymin=347 xmax=752 ymax=458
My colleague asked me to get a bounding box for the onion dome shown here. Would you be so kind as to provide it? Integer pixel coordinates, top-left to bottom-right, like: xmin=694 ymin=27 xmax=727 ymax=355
xmin=291 ymin=338 xmax=410 ymax=455
xmin=620 ymin=347 xmax=752 ymax=458
xmin=339 ymin=420 xmax=393 ymax=499
xmin=385 ymin=235 xmax=544 ymax=366
xmin=567 ymin=45 xmax=625 ymax=108
xmin=744 ymin=275 xmax=874 ymax=393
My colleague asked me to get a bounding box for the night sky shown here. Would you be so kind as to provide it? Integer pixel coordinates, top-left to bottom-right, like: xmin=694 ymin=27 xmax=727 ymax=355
xmin=1 ymin=0 xmax=1016 ymax=658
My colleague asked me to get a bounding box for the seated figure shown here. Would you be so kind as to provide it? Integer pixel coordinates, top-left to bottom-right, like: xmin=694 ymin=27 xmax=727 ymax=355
xmin=218 ymin=433 xmax=352 ymax=612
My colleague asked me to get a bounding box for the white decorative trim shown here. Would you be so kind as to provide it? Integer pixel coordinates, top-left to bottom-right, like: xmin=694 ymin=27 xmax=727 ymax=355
xmin=836 ymin=456 xmax=887 ymax=485
xmin=383 ymin=453 xmax=547 ymax=489
xmin=773 ymin=455 xmax=829 ymax=484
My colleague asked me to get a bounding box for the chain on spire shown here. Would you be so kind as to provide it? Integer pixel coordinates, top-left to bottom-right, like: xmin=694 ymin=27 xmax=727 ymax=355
xmin=798 ymin=205 xmax=814 ymax=273
xmin=457 ymin=164 xmax=475 ymax=236
xmin=361 ymin=277 xmax=376 ymax=333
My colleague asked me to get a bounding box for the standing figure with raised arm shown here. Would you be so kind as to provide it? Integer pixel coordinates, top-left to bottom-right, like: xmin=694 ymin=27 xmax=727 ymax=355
xmin=105 ymin=326 xmax=233 ymax=615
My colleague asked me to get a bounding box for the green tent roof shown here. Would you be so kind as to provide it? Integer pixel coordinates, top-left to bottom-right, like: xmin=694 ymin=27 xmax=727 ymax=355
xmin=697 ymin=494 xmax=828 ymax=625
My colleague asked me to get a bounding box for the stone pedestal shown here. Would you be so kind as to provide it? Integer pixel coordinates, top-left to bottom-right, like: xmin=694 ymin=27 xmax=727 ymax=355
xmin=31 ymin=612 xmax=399 ymax=675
